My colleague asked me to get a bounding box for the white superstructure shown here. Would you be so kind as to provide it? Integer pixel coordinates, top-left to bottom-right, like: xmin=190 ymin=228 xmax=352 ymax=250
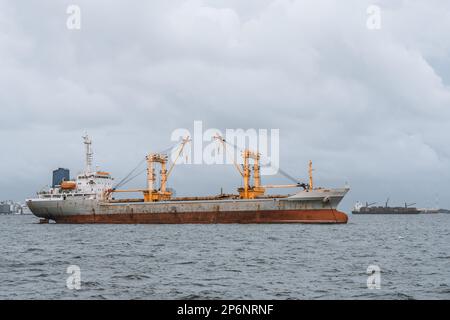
xmin=32 ymin=135 xmax=114 ymax=201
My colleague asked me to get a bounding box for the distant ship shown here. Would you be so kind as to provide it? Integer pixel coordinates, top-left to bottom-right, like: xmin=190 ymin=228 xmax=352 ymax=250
xmin=27 ymin=135 xmax=349 ymax=224
xmin=417 ymin=208 xmax=450 ymax=214
xmin=352 ymin=199 xmax=420 ymax=214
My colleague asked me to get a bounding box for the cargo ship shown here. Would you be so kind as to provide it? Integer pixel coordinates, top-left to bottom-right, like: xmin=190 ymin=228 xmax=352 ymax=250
xmin=27 ymin=135 xmax=349 ymax=224
xmin=352 ymin=200 xmax=420 ymax=214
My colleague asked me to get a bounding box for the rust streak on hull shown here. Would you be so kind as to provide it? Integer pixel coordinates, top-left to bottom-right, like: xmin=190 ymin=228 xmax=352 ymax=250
xmin=52 ymin=209 xmax=348 ymax=224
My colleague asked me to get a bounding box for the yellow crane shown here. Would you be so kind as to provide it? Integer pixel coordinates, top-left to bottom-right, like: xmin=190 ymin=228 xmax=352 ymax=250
xmin=111 ymin=137 xmax=191 ymax=202
xmin=108 ymin=135 xmax=313 ymax=202
xmin=213 ymin=134 xmax=312 ymax=199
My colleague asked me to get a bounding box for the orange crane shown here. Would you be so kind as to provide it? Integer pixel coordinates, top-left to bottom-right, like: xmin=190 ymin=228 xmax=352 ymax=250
xmin=110 ymin=137 xmax=191 ymax=202
xmin=213 ymin=134 xmax=311 ymax=199
xmin=109 ymin=135 xmax=312 ymax=202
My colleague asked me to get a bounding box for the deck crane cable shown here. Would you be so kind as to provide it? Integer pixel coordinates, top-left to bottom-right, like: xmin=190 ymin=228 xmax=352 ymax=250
xmin=214 ymin=135 xmax=244 ymax=177
xmin=216 ymin=136 xmax=307 ymax=188
xmin=115 ymin=168 xmax=147 ymax=189
xmin=277 ymin=167 xmax=307 ymax=187
xmin=113 ymin=157 xmax=146 ymax=190
xmin=112 ymin=140 xmax=183 ymax=190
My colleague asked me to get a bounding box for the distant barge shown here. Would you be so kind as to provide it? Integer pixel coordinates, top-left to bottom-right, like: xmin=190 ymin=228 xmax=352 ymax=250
xmin=27 ymin=135 xmax=349 ymax=224
xmin=352 ymin=200 xmax=420 ymax=214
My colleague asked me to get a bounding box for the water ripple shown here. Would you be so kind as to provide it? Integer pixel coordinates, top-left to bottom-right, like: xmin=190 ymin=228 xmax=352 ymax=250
xmin=0 ymin=214 xmax=449 ymax=299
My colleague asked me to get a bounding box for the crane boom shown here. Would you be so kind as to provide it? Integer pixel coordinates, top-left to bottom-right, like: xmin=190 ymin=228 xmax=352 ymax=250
xmin=167 ymin=137 xmax=190 ymax=178
xmin=214 ymin=134 xmax=244 ymax=177
xmin=262 ymin=184 xmax=307 ymax=189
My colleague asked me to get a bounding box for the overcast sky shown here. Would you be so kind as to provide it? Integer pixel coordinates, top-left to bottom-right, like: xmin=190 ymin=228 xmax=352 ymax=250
xmin=1 ymin=0 xmax=450 ymax=211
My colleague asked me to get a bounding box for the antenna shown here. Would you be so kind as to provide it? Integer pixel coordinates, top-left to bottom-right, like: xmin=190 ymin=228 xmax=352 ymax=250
xmin=82 ymin=134 xmax=93 ymax=174
xmin=308 ymin=160 xmax=314 ymax=190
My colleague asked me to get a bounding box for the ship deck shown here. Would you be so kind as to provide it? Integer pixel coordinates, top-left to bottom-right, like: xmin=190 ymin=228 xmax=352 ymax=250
xmin=106 ymin=194 xmax=290 ymax=204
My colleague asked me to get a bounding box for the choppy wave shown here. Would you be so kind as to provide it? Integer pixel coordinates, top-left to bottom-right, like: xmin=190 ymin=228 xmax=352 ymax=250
xmin=0 ymin=214 xmax=449 ymax=299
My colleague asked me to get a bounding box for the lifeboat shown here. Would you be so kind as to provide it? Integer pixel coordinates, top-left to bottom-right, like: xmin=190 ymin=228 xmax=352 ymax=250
xmin=60 ymin=181 xmax=77 ymax=190
xmin=96 ymin=171 xmax=110 ymax=176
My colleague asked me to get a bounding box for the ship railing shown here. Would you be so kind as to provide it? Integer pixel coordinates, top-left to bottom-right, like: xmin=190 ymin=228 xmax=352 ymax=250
xmin=39 ymin=194 xmax=63 ymax=199
xmin=38 ymin=193 xmax=97 ymax=199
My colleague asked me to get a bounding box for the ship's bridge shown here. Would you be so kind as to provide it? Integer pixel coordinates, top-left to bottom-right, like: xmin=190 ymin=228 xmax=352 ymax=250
xmin=76 ymin=171 xmax=113 ymax=195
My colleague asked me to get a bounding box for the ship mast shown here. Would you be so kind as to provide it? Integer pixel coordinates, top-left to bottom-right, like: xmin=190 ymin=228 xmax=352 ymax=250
xmin=83 ymin=134 xmax=93 ymax=174
xmin=308 ymin=160 xmax=314 ymax=190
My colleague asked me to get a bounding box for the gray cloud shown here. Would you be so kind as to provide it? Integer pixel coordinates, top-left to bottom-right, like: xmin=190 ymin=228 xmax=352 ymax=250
xmin=1 ymin=0 xmax=450 ymax=211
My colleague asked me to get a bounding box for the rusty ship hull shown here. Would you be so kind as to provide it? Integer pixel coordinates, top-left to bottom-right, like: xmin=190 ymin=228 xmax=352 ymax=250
xmin=27 ymin=188 xmax=349 ymax=224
